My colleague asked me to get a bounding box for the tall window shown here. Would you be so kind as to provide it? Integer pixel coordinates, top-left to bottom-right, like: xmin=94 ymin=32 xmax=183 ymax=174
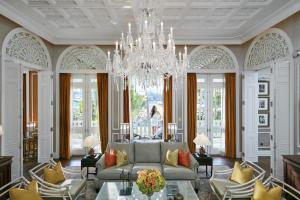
xmin=71 ymin=74 xmax=99 ymax=155
xmin=197 ymin=74 xmax=225 ymax=155
xmin=130 ymin=82 xmax=164 ymax=140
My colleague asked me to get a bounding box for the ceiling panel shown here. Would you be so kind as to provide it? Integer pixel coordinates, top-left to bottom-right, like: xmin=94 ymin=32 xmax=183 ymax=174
xmin=0 ymin=0 xmax=298 ymax=44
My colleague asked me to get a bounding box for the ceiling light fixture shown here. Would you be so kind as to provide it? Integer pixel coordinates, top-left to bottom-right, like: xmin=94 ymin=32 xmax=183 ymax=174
xmin=106 ymin=0 xmax=188 ymax=90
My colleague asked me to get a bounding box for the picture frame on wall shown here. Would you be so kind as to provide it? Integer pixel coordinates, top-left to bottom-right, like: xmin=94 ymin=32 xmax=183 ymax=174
xmin=258 ymin=81 xmax=269 ymax=96
xmin=258 ymin=97 xmax=269 ymax=111
xmin=258 ymin=113 xmax=269 ymax=127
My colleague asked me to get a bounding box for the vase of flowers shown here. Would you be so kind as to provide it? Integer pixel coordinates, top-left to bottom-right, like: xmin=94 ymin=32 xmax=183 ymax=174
xmin=136 ymin=169 xmax=166 ymax=199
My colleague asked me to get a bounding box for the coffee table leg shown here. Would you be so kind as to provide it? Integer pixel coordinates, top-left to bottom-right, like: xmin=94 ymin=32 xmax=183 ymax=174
xmin=206 ymin=165 xmax=208 ymax=176
xmin=87 ymin=167 xmax=89 ymax=179
xmin=211 ymin=165 xmax=213 ymax=177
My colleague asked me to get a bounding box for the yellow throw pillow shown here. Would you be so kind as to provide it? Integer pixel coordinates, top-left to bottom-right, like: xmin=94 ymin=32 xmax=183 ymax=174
xmin=252 ymin=180 xmax=282 ymax=200
xmin=165 ymin=149 xmax=178 ymax=167
xmin=9 ymin=180 xmax=42 ymax=200
xmin=230 ymin=162 xmax=254 ymax=184
xmin=116 ymin=150 xmax=128 ymax=167
xmin=44 ymin=161 xmax=65 ymax=184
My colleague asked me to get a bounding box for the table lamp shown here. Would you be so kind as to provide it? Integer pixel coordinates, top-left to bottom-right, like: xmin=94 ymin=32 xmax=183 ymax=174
xmin=83 ymin=135 xmax=98 ymax=157
xmin=193 ymin=133 xmax=211 ymax=156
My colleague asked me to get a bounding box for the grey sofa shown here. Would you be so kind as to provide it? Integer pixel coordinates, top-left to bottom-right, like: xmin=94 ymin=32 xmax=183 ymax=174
xmin=95 ymin=141 xmax=199 ymax=189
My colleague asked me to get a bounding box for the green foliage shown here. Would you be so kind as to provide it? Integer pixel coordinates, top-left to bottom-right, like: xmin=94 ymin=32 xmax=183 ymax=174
xmin=130 ymin=89 xmax=147 ymax=120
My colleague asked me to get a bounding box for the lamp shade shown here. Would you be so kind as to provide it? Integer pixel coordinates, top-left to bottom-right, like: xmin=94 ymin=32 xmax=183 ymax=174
xmin=193 ymin=133 xmax=211 ymax=146
xmin=83 ymin=135 xmax=98 ymax=148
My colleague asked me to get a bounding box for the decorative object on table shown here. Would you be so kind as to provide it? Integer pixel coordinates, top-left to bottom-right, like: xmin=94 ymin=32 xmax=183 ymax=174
xmin=174 ymin=192 xmax=184 ymax=200
xmin=193 ymin=152 xmax=213 ymax=178
xmin=258 ymin=113 xmax=269 ymax=127
xmin=168 ymin=123 xmax=178 ymax=142
xmin=106 ymin=0 xmax=188 ymax=90
xmin=120 ymin=123 xmax=130 ymax=142
xmin=193 ymin=134 xmax=211 ymax=156
xmin=119 ymin=169 xmax=132 ymax=196
xmin=166 ymin=184 xmax=179 ymax=198
xmin=258 ymin=80 xmax=269 ymax=96
xmin=83 ymin=135 xmax=99 ymax=156
xmin=136 ymin=169 xmax=165 ymax=199
xmin=258 ymin=97 xmax=269 ymax=111
xmin=81 ymin=153 xmax=101 ymax=179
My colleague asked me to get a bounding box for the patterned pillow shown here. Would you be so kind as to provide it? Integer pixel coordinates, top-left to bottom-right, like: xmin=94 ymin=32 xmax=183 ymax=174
xmin=116 ymin=150 xmax=128 ymax=167
xmin=164 ymin=149 xmax=178 ymax=167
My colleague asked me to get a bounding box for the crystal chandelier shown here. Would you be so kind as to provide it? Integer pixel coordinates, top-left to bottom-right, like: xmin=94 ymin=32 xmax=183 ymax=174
xmin=106 ymin=1 xmax=188 ymax=90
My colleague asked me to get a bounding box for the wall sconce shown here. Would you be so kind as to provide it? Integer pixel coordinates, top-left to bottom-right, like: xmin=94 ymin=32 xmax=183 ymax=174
xmin=168 ymin=123 xmax=177 ymax=142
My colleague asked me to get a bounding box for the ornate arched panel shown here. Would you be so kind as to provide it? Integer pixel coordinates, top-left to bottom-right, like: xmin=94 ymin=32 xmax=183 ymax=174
xmin=57 ymin=46 xmax=107 ymax=72
xmin=189 ymin=46 xmax=238 ymax=72
xmin=245 ymin=28 xmax=293 ymax=70
xmin=2 ymin=27 xmax=51 ymax=70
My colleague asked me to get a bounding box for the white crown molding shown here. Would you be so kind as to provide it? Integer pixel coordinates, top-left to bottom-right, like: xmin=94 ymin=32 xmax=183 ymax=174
xmin=0 ymin=1 xmax=56 ymax=44
xmin=239 ymin=0 xmax=300 ymax=44
xmin=0 ymin=0 xmax=299 ymax=45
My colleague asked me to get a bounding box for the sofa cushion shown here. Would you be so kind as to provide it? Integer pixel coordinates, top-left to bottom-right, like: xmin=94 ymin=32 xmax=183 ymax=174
xmin=98 ymin=164 xmax=133 ymax=180
xmin=107 ymin=143 xmax=134 ymax=164
xmin=161 ymin=142 xmax=189 ymax=163
xmin=210 ymin=178 xmax=238 ymax=197
xmin=163 ymin=165 xmax=196 ymax=180
xmin=131 ymin=163 xmax=162 ymax=179
xmin=135 ymin=142 xmax=161 ymax=163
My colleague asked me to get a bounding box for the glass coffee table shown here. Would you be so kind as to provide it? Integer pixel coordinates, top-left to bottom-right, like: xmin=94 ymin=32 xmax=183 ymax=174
xmin=96 ymin=180 xmax=199 ymax=200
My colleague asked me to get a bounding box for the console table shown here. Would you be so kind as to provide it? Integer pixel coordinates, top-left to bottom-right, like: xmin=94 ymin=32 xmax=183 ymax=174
xmin=0 ymin=156 xmax=12 ymax=188
xmin=282 ymin=155 xmax=300 ymax=191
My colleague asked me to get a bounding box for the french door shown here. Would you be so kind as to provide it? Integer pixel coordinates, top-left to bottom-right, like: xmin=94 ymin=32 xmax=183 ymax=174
xmin=71 ymin=74 xmax=99 ymax=155
xmin=197 ymin=74 xmax=225 ymax=155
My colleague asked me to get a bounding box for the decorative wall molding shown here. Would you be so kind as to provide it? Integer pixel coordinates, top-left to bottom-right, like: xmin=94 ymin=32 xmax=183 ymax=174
xmin=56 ymin=46 xmax=107 ymax=73
xmin=189 ymin=45 xmax=239 ymax=72
xmin=2 ymin=27 xmax=51 ymax=70
xmin=245 ymin=28 xmax=293 ymax=70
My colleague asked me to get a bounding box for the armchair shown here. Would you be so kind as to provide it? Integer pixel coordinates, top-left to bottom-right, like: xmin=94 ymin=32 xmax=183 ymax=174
xmin=210 ymin=161 xmax=265 ymax=200
xmin=29 ymin=159 xmax=86 ymax=200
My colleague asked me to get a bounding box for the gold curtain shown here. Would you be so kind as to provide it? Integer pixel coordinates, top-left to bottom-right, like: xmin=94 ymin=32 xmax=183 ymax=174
xmin=59 ymin=73 xmax=71 ymax=160
xmin=163 ymin=77 xmax=172 ymax=141
xmin=23 ymin=73 xmax=27 ymax=138
xmin=29 ymin=71 xmax=38 ymax=123
xmin=123 ymin=78 xmax=130 ymax=123
xmin=97 ymin=73 xmax=109 ymax=153
xmin=225 ymin=73 xmax=236 ymax=159
xmin=187 ymin=73 xmax=197 ymax=153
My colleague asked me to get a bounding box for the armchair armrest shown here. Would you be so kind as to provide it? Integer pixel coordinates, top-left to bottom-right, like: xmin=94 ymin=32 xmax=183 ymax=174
xmin=96 ymin=154 xmax=105 ymax=175
xmin=189 ymin=154 xmax=199 ymax=175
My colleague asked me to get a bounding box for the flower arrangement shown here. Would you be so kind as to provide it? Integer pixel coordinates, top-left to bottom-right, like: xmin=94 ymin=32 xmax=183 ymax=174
xmin=136 ymin=169 xmax=166 ymax=198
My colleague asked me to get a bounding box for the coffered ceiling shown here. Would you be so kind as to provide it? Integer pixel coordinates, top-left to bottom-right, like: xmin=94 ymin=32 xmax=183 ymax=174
xmin=0 ymin=0 xmax=299 ymax=45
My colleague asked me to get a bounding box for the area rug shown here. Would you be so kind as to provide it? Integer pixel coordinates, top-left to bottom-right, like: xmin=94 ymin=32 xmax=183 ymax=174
xmin=70 ymin=165 xmax=230 ymax=200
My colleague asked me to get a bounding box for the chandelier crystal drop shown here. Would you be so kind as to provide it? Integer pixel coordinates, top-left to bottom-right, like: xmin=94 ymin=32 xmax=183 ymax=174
xmin=106 ymin=5 xmax=188 ymax=90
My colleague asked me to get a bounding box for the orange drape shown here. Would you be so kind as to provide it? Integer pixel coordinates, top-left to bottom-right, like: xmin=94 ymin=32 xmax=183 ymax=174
xmin=23 ymin=73 xmax=27 ymax=137
xmin=123 ymin=79 xmax=130 ymax=123
xmin=97 ymin=73 xmax=109 ymax=153
xmin=187 ymin=73 xmax=197 ymax=153
xmin=59 ymin=73 xmax=71 ymax=160
xmin=123 ymin=78 xmax=130 ymax=140
xmin=29 ymin=71 xmax=38 ymax=123
xmin=225 ymin=73 xmax=236 ymax=159
xmin=163 ymin=77 xmax=172 ymax=141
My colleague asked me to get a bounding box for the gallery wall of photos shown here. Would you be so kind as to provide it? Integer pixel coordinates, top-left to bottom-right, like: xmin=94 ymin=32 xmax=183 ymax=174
xmin=258 ymin=78 xmax=271 ymax=151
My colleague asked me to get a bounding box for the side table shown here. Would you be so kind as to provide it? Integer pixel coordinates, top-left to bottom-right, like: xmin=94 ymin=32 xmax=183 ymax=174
xmin=193 ymin=152 xmax=213 ymax=178
xmin=81 ymin=153 xmax=102 ymax=179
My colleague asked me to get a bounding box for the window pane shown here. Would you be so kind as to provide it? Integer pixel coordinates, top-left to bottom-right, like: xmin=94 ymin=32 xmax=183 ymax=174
xmin=72 ymin=88 xmax=84 ymax=127
xmin=90 ymin=88 xmax=99 ymax=127
xmin=130 ymin=82 xmax=163 ymax=140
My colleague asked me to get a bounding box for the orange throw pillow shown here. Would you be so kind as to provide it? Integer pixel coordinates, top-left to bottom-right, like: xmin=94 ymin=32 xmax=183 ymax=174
xmin=105 ymin=149 xmax=116 ymax=168
xmin=178 ymin=149 xmax=190 ymax=168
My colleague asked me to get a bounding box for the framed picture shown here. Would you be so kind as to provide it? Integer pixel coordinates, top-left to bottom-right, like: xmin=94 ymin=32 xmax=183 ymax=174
xmin=258 ymin=113 xmax=269 ymax=127
xmin=258 ymin=97 xmax=269 ymax=111
xmin=258 ymin=81 xmax=269 ymax=96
